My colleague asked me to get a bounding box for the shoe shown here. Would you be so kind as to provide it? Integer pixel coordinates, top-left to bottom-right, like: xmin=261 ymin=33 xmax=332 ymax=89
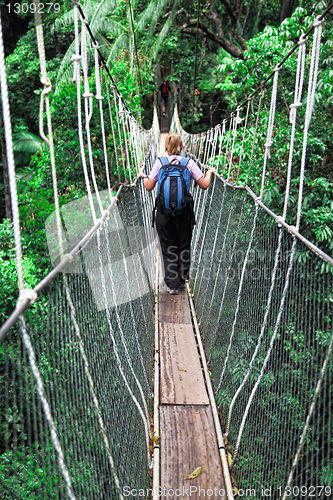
xmin=167 ymin=287 xmax=178 ymax=295
xmin=179 ymin=283 xmax=186 ymax=289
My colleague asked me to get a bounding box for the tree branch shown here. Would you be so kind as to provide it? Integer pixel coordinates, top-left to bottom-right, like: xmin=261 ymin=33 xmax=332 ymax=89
xmin=177 ymin=0 xmax=245 ymax=59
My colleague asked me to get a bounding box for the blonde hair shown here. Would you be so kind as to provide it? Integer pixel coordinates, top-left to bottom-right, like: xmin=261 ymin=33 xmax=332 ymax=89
xmin=165 ymin=133 xmax=183 ymax=155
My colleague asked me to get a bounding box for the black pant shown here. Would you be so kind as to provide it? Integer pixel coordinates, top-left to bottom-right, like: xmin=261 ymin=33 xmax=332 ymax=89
xmin=156 ymin=209 xmax=193 ymax=289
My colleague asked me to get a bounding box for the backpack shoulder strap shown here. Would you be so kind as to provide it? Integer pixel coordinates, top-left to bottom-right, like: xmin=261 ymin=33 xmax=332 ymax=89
xmin=179 ymin=157 xmax=190 ymax=167
xmin=159 ymin=157 xmax=169 ymax=167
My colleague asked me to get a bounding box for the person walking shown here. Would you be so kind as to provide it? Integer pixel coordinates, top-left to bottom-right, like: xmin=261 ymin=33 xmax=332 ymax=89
xmin=140 ymin=133 xmax=214 ymax=294
xmin=158 ymin=81 xmax=172 ymax=117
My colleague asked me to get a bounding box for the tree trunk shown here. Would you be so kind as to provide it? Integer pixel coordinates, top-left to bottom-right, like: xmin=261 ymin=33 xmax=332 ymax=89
xmin=0 ymin=117 xmax=12 ymax=221
xmin=280 ymin=0 xmax=294 ymax=23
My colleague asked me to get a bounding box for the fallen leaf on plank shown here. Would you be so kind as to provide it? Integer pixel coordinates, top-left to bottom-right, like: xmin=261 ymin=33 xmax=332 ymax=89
xmin=186 ymin=467 xmax=202 ymax=480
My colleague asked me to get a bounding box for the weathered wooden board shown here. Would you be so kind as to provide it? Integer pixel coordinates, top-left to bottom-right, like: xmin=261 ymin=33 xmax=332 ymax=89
xmin=160 ymin=405 xmax=227 ymax=499
xmin=159 ymin=280 xmax=192 ymax=324
xmin=160 ymin=322 xmax=209 ymax=405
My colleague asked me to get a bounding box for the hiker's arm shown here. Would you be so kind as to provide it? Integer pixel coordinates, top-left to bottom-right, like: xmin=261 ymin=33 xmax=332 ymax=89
xmin=139 ymin=172 xmax=157 ymax=191
xmin=197 ymin=168 xmax=215 ymax=190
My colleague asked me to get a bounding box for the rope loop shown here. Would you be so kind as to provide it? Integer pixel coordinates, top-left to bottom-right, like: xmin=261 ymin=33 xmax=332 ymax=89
xmin=235 ymin=106 xmax=243 ymax=124
xmin=71 ymin=53 xmax=81 ymax=62
xmin=290 ymin=102 xmax=302 ymax=109
xmin=275 ymin=216 xmax=284 ymax=227
xmin=102 ymin=209 xmax=110 ymax=220
xmin=273 ymin=63 xmax=282 ymax=73
xmin=41 ymin=76 xmax=52 ymax=94
xmin=288 ymin=225 xmax=297 ymax=235
xmin=16 ymin=289 xmax=38 ymax=308
xmin=298 ymin=34 xmax=307 ymax=45
xmin=313 ymin=15 xmax=324 ymax=27
xmin=62 ymin=253 xmax=74 ymax=263
xmin=92 ymin=41 xmax=99 ymax=49
xmin=254 ymin=196 xmax=261 ymax=206
xmin=83 ymin=16 xmax=88 ymax=25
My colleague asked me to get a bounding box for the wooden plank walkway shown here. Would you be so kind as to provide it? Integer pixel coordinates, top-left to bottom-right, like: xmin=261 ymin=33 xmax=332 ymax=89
xmin=158 ymin=271 xmax=227 ymax=499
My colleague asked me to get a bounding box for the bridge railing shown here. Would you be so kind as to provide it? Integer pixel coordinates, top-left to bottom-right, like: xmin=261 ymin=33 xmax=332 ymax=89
xmin=171 ymin=7 xmax=333 ymax=497
xmin=0 ymin=2 xmax=162 ymax=497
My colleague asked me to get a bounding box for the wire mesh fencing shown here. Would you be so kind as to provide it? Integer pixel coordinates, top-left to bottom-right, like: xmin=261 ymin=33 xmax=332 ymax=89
xmin=0 ymin=177 xmax=159 ymax=499
xmin=190 ymin=180 xmax=333 ymax=497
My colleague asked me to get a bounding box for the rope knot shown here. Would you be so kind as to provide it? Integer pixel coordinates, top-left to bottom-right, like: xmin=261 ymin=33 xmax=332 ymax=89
xmin=83 ymin=92 xmax=94 ymax=98
xmin=92 ymin=41 xmax=99 ymax=49
xmin=313 ymin=15 xmax=324 ymax=27
xmin=235 ymin=107 xmax=243 ymax=124
xmin=254 ymin=196 xmax=261 ymax=206
xmin=275 ymin=216 xmax=284 ymax=227
xmin=101 ymin=210 xmax=110 ymax=220
xmin=95 ymin=94 xmax=104 ymax=100
xmin=71 ymin=53 xmax=81 ymax=62
xmin=16 ymin=289 xmax=38 ymax=308
xmin=298 ymin=34 xmax=307 ymax=45
xmin=290 ymin=102 xmax=302 ymax=109
xmin=62 ymin=253 xmax=74 ymax=263
xmin=41 ymin=76 xmax=52 ymax=94
xmin=273 ymin=63 xmax=282 ymax=73
xmin=288 ymin=225 xmax=297 ymax=235
xmin=265 ymin=140 xmax=273 ymax=149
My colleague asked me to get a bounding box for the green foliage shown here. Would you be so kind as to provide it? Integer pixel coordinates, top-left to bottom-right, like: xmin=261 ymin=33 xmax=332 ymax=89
xmin=213 ymin=7 xmax=333 ymax=254
xmin=0 ymin=220 xmax=45 ymax=324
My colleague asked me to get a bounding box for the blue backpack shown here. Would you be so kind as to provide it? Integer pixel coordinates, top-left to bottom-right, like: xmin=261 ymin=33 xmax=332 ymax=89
xmin=152 ymin=157 xmax=195 ymax=226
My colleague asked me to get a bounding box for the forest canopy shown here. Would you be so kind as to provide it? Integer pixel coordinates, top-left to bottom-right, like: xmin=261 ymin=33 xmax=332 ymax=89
xmin=0 ymin=0 xmax=332 ymax=313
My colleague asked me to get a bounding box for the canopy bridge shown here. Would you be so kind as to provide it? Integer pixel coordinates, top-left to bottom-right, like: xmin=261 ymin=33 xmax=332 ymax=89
xmin=0 ymin=2 xmax=333 ymax=499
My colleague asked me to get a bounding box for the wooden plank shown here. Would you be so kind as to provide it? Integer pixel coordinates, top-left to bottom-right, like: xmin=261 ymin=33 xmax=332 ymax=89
xmin=159 ymin=279 xmax=192 ymax=324
xmin=160 ymin=406 xmax=227 ymax=499
xmin=160 ymin=322 xmax=209 ymax=405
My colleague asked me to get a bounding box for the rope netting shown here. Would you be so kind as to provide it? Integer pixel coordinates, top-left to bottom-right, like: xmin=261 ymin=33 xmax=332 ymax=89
xmin=171 ymin=10 xmax=333 ymax=498
xmin=1 ymin=0 xmax=333 ymax=498
xmin=0 ymin=2 xmax=160 ymax=497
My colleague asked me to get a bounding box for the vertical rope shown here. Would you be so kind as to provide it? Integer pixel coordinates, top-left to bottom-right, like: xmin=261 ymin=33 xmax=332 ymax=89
xmin=296 ymin=18 xmax=323 ymax=231
xmin=260 ymin=65 xmax=280 ymax=199
xmin=81 ymin=15 xmax=103 ymax=214
xmin=283 ymin=35 xmax=307 ymax=220
xmin=72 ymin=5 xmax=97 ymax=222
xmin=93 ymin=48 xmax=112 ymax=202
xmin=0 ymin=9 xmax=24 ymax=293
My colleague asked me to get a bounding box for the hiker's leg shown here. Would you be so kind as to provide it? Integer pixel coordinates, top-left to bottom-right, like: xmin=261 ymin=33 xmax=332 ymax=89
xmin=156 ymin=211 xmax=180 ymax=289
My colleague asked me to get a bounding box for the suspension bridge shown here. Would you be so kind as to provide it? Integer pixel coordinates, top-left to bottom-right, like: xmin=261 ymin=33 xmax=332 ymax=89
xmin=1 ymin=1 xmax=333 ymax=499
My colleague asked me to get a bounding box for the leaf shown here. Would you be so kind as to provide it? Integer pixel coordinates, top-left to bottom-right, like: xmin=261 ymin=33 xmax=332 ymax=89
xmin=186 ymin=467 xmax=202 ymax=480
xmin=227 ymin=452 xmax=233 ymax=467
xmin=152 ymin=435 xmax=160 ymax=442
xmin=177 ymin=366 xmax=187 ymax=372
